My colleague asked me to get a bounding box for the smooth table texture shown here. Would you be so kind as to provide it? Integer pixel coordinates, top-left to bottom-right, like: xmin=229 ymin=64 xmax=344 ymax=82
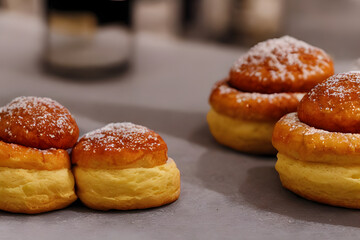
xmin=0 ymin=12 xmax=359 ymax=240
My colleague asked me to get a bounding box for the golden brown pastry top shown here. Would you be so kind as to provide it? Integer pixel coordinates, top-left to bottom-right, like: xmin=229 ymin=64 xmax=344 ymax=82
xmin=71 ymin=123 xmax=168 ymax=169
xmin=0 ymin=140 xmax=70 ymax=170
xmin=272 ymin=112 xmax=360 ymax=165
xmin=229 ymin=36 xmax=334 ymax=94
xmin=209 ymin=80 xmax=304 ymax=121
xmin=298 ymin=72 xmax=360 ymax=133
xmin=0 ymin=96 xmax=79 ymax=149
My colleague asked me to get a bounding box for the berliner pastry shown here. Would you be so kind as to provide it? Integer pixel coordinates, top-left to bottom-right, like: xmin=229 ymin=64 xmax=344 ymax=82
xmin=207 ymin=36 xmax=334 ymax=154
xmin=71 ymin=122 xmax=181 ymax=211
xmin=0 ymin=96 xmax=79 ymax=214
xmin=273 ymin=72 xmax=360 ymax=208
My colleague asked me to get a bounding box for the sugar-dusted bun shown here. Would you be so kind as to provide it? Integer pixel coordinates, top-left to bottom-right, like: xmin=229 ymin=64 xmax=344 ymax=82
xmin=229 ymin=36 xmax=334 ymax=94
xmin=0 ymin=96 xmax=78 ymax=214
xmin=298 ymin=71 xmax=360 ymax=133
xmin=71 ymin=122 xmax=180 ymax=211
xmin=207 ymin=36 xmax=333 ymax=155
xmin=273 ymin=72 xmax=360 ymax=208
xmin=0 ymin=96 xmax=79 ymax=149
xmin=273 ymin=113 xmax=360 ymax=208
xmin=72 ymin=122 xmax=168 ymax=169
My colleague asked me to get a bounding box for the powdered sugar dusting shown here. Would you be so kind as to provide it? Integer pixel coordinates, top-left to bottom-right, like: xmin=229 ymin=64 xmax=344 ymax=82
xmin=218 ymin=84 xmax=238 ymax=95
xmin=80 ymin=122 xmax=165 ymax=153
xmin=0 ymin=96 xmax=76 ymax=141
xmin=218 ymin=82 xmax=304 ymax=104
xmin=282 ymin=112 xmax=336 ymax=136
xmin=307 ymin=71 xmax=360 ymax=104
xmin=232 ymin=36 xmax=331 ymax=82
xmin=282 ymin=112 xmax=359 ymax=137
xmin=235 ymin=92 xmax=304 ymax=104
xmin=297 ymin=71 xmax=360 ymax=134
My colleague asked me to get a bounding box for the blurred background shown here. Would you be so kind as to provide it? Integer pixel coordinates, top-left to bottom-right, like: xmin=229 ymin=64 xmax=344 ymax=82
xmin=0 ymin=0 xmax=360 ymax=81
xmin=2 ymin=0 xmax=360 ymax=57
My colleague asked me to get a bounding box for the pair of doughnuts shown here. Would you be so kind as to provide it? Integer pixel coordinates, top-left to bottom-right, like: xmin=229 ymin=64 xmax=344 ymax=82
xmin=0 ymin=96 xmax=180 ymax=214
xmin=273 ymin=72 xmax=360 ymax=209
xmin=207 ymin=36 xmax=334 ymax=154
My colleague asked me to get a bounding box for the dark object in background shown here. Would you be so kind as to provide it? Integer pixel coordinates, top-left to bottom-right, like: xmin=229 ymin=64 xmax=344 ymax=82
xmin=45 ymin=1 xmax=132 ymax=26
xmin=180 ymin=0 xmax=283 ymax=46
xmin=43 ymin=0 xmax=133 ymax=79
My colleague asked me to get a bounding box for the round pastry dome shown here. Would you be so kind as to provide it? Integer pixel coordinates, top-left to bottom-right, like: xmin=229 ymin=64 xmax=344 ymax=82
xmin=71 ymin=122 xmax=168 ymax=169
xmin=298 ymin=71 xmax=360 ymax=133
xmin=229 ymin=36 xmax=334 ymax=94
xmin=0 ymin=96 xmax=79 ymax=149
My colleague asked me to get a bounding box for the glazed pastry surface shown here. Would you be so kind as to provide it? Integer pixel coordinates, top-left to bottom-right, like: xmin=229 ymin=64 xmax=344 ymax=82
xmin=298 ymin=71 xmax=360 ymax=133
xmin=72 ymin=122 xmax=168 ymax=169
xmin=273 ymin=72 xmax=360 ymax=208
xmin=0 ymin=96 xmax=78 ymax=214
xmin=0 ymin=96 xmax=79 ymax=149
xmin=208 ymin=36 xmax=333 ymax=154
xmin=72 ymin=122 xmax=181 ymax=210
xmin=209 ymin=80 xmax=304 ymax=121
xmin=229 ymin=36 xmax=334 ymax=94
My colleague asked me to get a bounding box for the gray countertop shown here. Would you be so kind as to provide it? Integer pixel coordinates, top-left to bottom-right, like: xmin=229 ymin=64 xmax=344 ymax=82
xmin=0 ymin=12 xmax=359 ymax=240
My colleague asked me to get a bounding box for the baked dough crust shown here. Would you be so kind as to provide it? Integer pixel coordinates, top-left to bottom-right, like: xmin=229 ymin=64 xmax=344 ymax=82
xmin=273 ymin=112 xmax=360 ymax=165
xmin=207 ymin=108 xmax=276 ymax=154
xmin=276 ymin=153 xmax=360 ymax=209
xmin=298 ymin=72 xmax=360 ymax=133
xmin=72 ymin=123 xmax=168 ymax=169
xmin=208 ymin=80 xmax=303 ymax=154
xmin=0 ymin=96 xmax=78 ymax=214
xmin=273 ymin=72 xmax=360 ymax=208
xmin=0 ymin=140 xmax=70 ymax=170
xmin=207 ymin=36 xmax=333 ymax=154
xmin=71 ymin=123 xmax=181 ymax=210
xmin=74 ymin=158 xmax=180 ymax=210
xmin=229 ymin=36 xmax=334 ymax=94
xmin=209 ymin=80 xmax=303 ymax=121
xmin=273 ymin=113 xmax=360 ymax=208
xmin=0 ymin=167 xmax=77 ymax=214
xmin=0 ymin=96 xmax=79 ymax=150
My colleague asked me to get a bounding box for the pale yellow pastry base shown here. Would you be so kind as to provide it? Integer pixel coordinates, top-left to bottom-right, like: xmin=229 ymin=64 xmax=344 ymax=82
xmin=74 ymin=158 xmax=181 ymax=210
xmin=276 ymin=153 xmax=360 ymax=208
xmin=207 ymin=108 xmax=276 ymax=155
xmin=0 ymin=167 xmax=77 ymax=214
